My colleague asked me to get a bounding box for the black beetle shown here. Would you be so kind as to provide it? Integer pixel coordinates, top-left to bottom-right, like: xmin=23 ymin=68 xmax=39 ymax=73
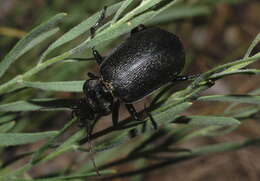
xmin=73 ymin=7 xmax=196 ymax=136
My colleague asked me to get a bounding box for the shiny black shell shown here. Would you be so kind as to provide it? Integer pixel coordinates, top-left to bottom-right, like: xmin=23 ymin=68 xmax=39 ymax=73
xmin=100 ymin=27 xmax=185 ymax=103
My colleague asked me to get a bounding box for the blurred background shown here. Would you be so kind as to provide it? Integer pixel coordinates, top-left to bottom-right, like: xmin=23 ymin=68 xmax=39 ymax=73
xmin=0 ymin=0 xmax=260 ymax=180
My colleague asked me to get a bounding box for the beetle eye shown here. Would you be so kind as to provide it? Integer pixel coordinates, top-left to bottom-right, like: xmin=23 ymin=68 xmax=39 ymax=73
xmin=83 ymin=81 xmax=89 ymax=93
xmin=83 ymin=80 xmax=94 ymax=94
xmin=83 ymin=79 xmax=100 ymax=98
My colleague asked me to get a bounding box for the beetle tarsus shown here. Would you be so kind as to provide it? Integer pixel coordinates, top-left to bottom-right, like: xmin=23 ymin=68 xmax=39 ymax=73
xmin=144 ymin=107 xmax=158 ymax=130
xmin=205 ymin=79 xmax=215 ymax=87
xmin=125 ymin=104 xmax=142 ymax=122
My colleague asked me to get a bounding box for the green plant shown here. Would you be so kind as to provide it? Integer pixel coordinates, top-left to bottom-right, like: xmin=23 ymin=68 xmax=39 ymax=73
xmin=0 ymin=0 xmax=259 ymax=180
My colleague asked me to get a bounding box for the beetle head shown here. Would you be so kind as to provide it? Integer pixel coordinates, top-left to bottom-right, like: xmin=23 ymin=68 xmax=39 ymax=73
xmin=83 ymin=79 xmax=113 ymax=116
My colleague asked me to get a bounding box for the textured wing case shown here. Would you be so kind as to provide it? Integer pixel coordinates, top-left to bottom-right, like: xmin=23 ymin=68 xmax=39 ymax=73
xmin=100 ymin=27 xmax=185 ymax=103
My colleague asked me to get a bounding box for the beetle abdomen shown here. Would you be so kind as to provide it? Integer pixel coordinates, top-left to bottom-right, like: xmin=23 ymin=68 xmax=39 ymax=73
xmin=100 ymin=27 xmax=185 ymax=103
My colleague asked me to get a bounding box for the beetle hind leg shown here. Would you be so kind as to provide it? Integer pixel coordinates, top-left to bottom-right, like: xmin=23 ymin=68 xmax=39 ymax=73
xmin=144 ymin=107 xmax=158 ymax=130
xmin=173 ymin=74 xmax=200 ymax=81
xmin=125 ymin=104 xmax=142 ymax=122
xmin=125 ymin=104 xmax=158 ymax=129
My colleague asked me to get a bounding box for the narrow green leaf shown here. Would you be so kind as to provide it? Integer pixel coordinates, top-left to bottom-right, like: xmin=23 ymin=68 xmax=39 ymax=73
xmin=174 ymin=115 xmax=240 ymax=127
xmin=147 ymin=5 xmax=211 ymax=25
xmin=180 ymin=123 xmax=240 ymax=142
xmin=93 ymin=131 xmax=130 ymax=152
xmin=0 ymin=115 xmax=15 ymax=124
xmin=39 ymin=2 xmax=123 ymax=63
xmin=224 ymin=88 xmax=260 ymax=113
xmin=0 ymin=163 xmax=33 ymax=180
xmin=0 ymin=13 xmax=66 ymax=78
xmin=221 ymin=52 xmax=260 ymax=73
xmin=198 ymin=95 xmax=260 ymax=105
xmin=211 ymin=69 xmax=260 ymax=79
xmin=0 ymin=52 xmax=70 ymax=95
xmin=138 ymin=0 xmax=163 ymax=12
xmin=189 ymin=138 xmax=260 ymax=156
xmin=149 ymin=0 xmax=183 ymax=20
xmin=0 ymin=98 xmax=74 ymax=112
xmin=114 ymin=139 xmax=260 ymax=171
xmin=0 ymin=101 xmax=41 ymax=112
xmin=225 ymin=106 xmax=260 ymax=119
xmin=244 ymin=32 xmax=260 ymax=58
xmin=79 ymin=135 xmax=144 ymax=173
xmin=0 ymin=131 xmax=58 ymax=147
xmin=149 ymin=139 xmax=260 ymax=164
xmin=41 ymin=130 xmax=85 ymax=163
xmin=181 ymin=126 xmax=225 ymax=141
xmin=111 ymin=0 xmax=135 ymax=24
xmin=0 ymin=121 xmax=15 ymax=133
xmin=21 ymin=80 xmax=84 ymax=92
xmin=250 ymin=88 xmax=260 ymax=95
xmin=118 ymin=0 xmax=162 ymax=22
xmin=150 ymin=102 xmax=192 ymax=125
xmin=31 ymin=118 xmax=77 ymax=164
xmin=131 ymin=159 xmax=147 ymax=181
xmin=193 ymin=53 xmax=260 ymax=82
xmin=11 ymin=170 xmax=116 ymax=181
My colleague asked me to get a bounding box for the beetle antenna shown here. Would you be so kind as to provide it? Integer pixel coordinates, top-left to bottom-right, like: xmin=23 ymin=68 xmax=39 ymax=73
xmin=73 ymin=99 xmax=100 ymax=176
xmin=86 ymin=120 xmax=101 ymax=176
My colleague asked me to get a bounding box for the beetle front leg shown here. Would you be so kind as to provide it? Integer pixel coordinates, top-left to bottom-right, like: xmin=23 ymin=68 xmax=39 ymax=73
xmin=112 ymin=99 xmax=120 ymax=127
xmin=90 ymin=6 xmax=107 ymax=38
xmin=90 ymin=7 xmax=107 ymax=65
xmin=92 ymin=47 xmax=103 ymax=65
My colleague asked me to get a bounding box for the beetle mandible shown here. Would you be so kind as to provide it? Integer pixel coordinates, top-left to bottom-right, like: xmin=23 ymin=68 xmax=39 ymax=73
xmin=73 ymin=7 xmax=196 ymax=135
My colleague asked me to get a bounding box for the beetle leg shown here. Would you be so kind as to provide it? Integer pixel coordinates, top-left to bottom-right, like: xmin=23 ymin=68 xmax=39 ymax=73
xmin=125 ymin=104 xmax=142 ymax=122
xmin=124 ymin=104 xmax=141 ymax=137
xmin=144 ymin=105 xmax=158 ymax=130
xmin=92 ymin=47 xmax=103 ymax=65
xmin=112 ymin=99 xmax=120 ymax=127
xmin=90 ymin=6 xmax=107 ymax=38
xmin=174 ymin=74 xmax=200 ymax=81
xmin=131 ymin=24 xmax=146 ymax=35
